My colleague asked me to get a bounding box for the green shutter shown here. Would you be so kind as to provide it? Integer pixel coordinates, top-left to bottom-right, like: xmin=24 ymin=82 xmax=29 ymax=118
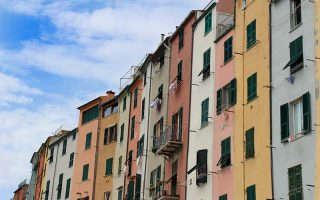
xmin=172 ymin=114 xmax=176 ymax=138
xmin=224 ymin=37 xmax=233 ymax=62
xmin=45 ymin=180 xmax=50 ymax=200
xmin=106 ymin=158 xmax=113 ymax=175
xmin=247 ymin=185 xmax=256 ymax=200
xmin=127 ymin=181 xmax=134 ymax=200
xmin=201 ymin=98 xmax=209 ymax=126
xmin=140 ymin=135 xmax=144 ymax=156
xmin=179 ymin=29 xmax=184 ymax=50
xmin=217 ymin=89 xmax=222 ymax=115
xmin=62 ymin=140 xmax=67 ymax=155
xmin=85 ymin=132 xmax=92 ymax=149
xmin=131 ymin=116 xmax=135 ymax=139
xmin=247 ymin=20 xmax=256 ymax=49
xmin=221 ymin=137 xmax=231 ymax=168
xmin=69 ymin=153 xmax=74 ymax=168
xmin=205 ymin=12 xmax=212 ymax=34
xmin=57 ymin=173 xmax=63 ymax=199
xmin=177 ymin=61 xmax=182 ymax=83
xmin=302 ymin=92 xmax=311 ymax=133
xmin=219 ymin=194 xmax=228 ymax=200
xmin=134 ymin=88 xmax=138 ymax=108
xmin=245 ymin=128 xmax=255 ymax=159
xmin=141 ymin=98 xmax=145 ymax=119
xmin=247 ymin=73 xmax=257 ymax=101
xmin=196 ymin=149 xmax=208 ymax=185
xmin=65 ymin=178 xmax=71 ymax=199
xmin=288 ymin=165 xmax=302 ymax=200
xmin=178 ymin=108 xmax=183 ymax=140
xmin=118 ymin=188 xmax=123 ymax=200
xmin=120 ymin=124 xmax=124 ymax=142
xmin=118 ymin=156 xmax=122 ymax=175
xmin=82 ymin=105 xmax=99 ymax=124
xmin=156 ymin=165 xmax=161 ymax=181
xmin=158 ymin=85 xmax=163 ymax=99
xmin=280 ymin=103 xmax=290 ymax=140
xmin=82 ymin=164 xmax=89 ymax=181
xmin=135 ymin=174 xmax=142 ymax=199
xmin=123 ymin=96 xmax=127 ymax=111
xmin=230 ymin=78 xmax=237 ymax=106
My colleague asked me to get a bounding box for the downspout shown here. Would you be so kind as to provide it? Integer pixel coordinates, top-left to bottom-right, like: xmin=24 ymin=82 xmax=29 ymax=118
xmin=269 ymin=3 xmax=275 ymax=200
xmin=142 ymin=62 xmax=153 ymax=200
xmin=123 ymin=91 xmax=132 ymax=199
xmin=92 ymin=98 xmax=102 ymax=200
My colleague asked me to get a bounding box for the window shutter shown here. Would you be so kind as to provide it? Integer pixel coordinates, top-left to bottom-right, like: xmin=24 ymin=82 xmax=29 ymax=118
xmin=247 ymin=185 xmax=256 ymax=200
xmin=280 ymin=103 xmax=289 ymax=140
xmin=290 ymin=40 xmax=296 ymax=59
xmin=120 ymin=124 xmax=124 ymax=142
xmin=106 ymin=158 xmax=113 ymax=175
xmin=217 ymin=89 xmax=222 ymax=115
xmin=135 ymin=174 xmax=141 ymax=199
xmin=157 ymin=165 xmax=161 ymax=181
xmin=131 ymin=116 xmax=135 ymax=139
xmin=196 ymin=149 xmax=208 ymax=185
xmin=114 ymin=125 xmax=117 ymax=142
xmin=140 ymin=135 xmax=144 ymax=155
xmin=245 ymin=128 xmax=254 ymax=158
xmin=127 ymin=181 xmax=134 ymax=200
xmin=302 ymin=92 xmax=311 ymax=133
xmin=85 ymin=133 xmax=92 ymax=149
xmin=153 ymin=124 xmax=157 ymax=148
xmin=65 ymin=178 xmax=71 ymax=198
xmin=297 ymin=36 xmax=303 ymax=56
xmin=69 ymin=153 xmax=74 ymax=167
xmin=104 ymin=128 xmax=109 ymax=144
xmin=82 ymin=164 xmax=89 ymax=181
xmin=178 ymin=108 xmax=183 ymax=140
xmin=230 ymin=78 xmax=237 ymax=106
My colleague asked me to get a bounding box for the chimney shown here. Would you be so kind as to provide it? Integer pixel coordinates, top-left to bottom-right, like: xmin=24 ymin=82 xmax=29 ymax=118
xmin=106 ymin=90 xmax=115 ymax=96
xmin=161 ymin=34 xmax=165 ymax=42
xmin=176 ymin=26 xmax=179 ymax=29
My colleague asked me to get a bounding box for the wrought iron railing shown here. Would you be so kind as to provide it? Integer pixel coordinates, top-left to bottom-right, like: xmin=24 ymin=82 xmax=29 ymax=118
xmin=216 ymin=14 xmax=234 ymax=40
xmin=154 ymin=126 xmax=182 ymax=152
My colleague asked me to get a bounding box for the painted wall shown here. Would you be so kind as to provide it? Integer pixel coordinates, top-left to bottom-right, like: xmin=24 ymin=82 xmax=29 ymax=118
xmin=94 ymin=100 xmax=118 ymax=200
xmin=27 ymin=153 xmax=38 ymax=200
xmin=213 ymin=28 xmax=235 ymax=200
xmin=166 ymin=11 xmax=195 ymax=200
xmin=112 ymin=90 xmax=130 ymax=200
xmin=233 ymin=0 xmax=272 ymax=199
xmin=36 ymin=145 xmax=46 ymax=200
xmin=187 ymin=5 xmax=215 ymax=200
xmin=14 ymin=185 xmax=28 ymax=200
xmin=271 ymin=1 xmax=316 ymax=200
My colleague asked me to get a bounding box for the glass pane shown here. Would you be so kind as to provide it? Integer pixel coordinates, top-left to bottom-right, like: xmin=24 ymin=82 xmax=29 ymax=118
xmin=104 ymin=107 xmax=112 ymax=117
xmin=293 ymin=100 xmax=303 ymax=135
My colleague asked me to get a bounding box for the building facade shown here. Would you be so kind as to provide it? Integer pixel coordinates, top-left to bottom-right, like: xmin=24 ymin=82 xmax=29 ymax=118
xmin=13 ymin=181 xmax=28 ymax=200
xmin=272 ymin=1 xmax=316 ymax=199
xmin=233 ymin=0 xmax=273 ymax=199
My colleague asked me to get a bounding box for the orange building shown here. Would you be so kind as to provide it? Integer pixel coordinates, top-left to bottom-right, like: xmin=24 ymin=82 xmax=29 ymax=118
xmin=13 ymin=181 xmax=28 ymax=200
xmin=71 ymin=92 xmax=114 ymax=200
xmin=94 ymin=94 xmax=119 ymax=200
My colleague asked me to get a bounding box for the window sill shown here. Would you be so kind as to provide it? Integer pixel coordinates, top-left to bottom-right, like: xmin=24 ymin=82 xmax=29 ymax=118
xmin=200 ymin=122 xmax=209 ymax=129
xmin=202 ymin=73 xmax=211 ymax=82
xmin=246 ymin=41 xmax=257 ymax=52
xmin=104 ymin=141 xmax=117 ymax=145
xmin=104 ymin=174 xmax=113 ymax=177
xmin=223 ymin=57 xmax=233 ymax=66
xmin=289 ymin=23 xmax=302 ymax=33
xmin=247 ymin=95 xmax=258 ymax=104
xmin=204 ymin=29 xmax=212 ymax=37
xmin=282 ymin=131 xmax=309 ymax=144
xmin=220 ymin=164 xmax=232 ymax=170
xmin=245 ymin=155 xmax=255 ymax=160
xmin=290 ymin=63 xmax=304 ymax=74
xmin=85 ymin=147 xmax=91 ymax=150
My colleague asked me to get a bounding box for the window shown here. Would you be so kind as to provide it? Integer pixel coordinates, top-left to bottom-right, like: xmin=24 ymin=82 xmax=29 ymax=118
xmin=72 ymin=131 xmax=76 ymax=140
xmin=171 ymin=108 xmax=183 ymax=142
xmin=159 ymin=53 xmax=165 ymax=66
xmin=104 ymin=125 xmax=117 ymax=144
xmin=217 ymin=137 xmax=231 ymax=168
xmin=123 ymin=96 xmax=127 ymax=111
xmin=105 ymin=158 xmax=113 ymax=176
xmin=280 ymin=92 xmax=311 ymax=141
xmin=247 ymin=20 xmax=256 ymax=49
xmin=290 ymin=0 xmax=302 ymax=29
xmin=57 ymin=173 xmax=63 ymax=199
xmin=219 ymin=194 xmax=228 ymax=200
xmin=104 ymin=192 xmax=111 ymax=200
xmin=85 ymin=132 xmax=92 ymax=149
xmin=128 ymin=150 xmax=133 ymax=176
xmin=288 ymin=165 xmax=303 ymax=200
xmin=284 ymin=36 xmax=303 ymax=73
xmin=217 ymin=78 xmax=237 ymax=114
xmin=118 ymin=188 xmax=123 ymax=200
xmin=178 ymin=29 xmax=184 ymax=50
xmin=49 ymin=148 xmax=54 ymax=163
xmin=82 ymin=164 xmax=89 ymax=181
xmin=158 ymin=84 xmax=163 ymax=100
xmin=141 ymin=98 xmax=145 ymax=120
xmin=205 ymin=12 xmax=212 ymax=34
xmin=65 ymin=178 xmax=71 ymax=199
xmin=104 ymin=107 xmax=112 ymax=117
xmin=62 ymin=139 xmax=67 ymax=156
xmin=82 ymin=105 xmax=99 ymax=124
xmin=201 ymin=98 xmax=209 ymax=127
xmin=120 ymin=124 xmax=124 ymax=142
xmin=177 ymin=61 xmax=182 ymax=84
xmin=245 ymin=128 xmax=255 ymax=159
xmin=135 ymin=174 xmax=141 ymax=199
xmin=118 ymin=156 xmax=122 ymax=175
xmin=143 ymin=70 xmax=147 ymax=86
xmin=242 ymin=0 xmax=247 ymax=8
xmin=131 ymin=116 xmax=135 ymax=140
xmin=134 ymin=88 xmax=138 ymax=108
xmin=224 ymin=36 xmax=233 ymax=63
xmin=196 ymin=149 xmax=208 ymax=186
xmin=113 ymin=104 xmax=118 ymax=113
xmin=247 ymin=73 xmax=257 ymax=102
xmin=153 ymin=117 xmax=164 ymax=149
xmin=69 ymin=153 xmax=74 ymax=168
xmin=149 ymin=166 xmax=161 ymax=196
xmin=199 ymin=48 xmax=211 ymax=79
xmin=137 ymin=135 xmax=145 ymax=157
xmin=104 ymin=128 xmax=109 ymax=145
xmin=45 ymin=180 xmax=50 ymax=200
xmin=171 ymin=160 xmax=178 ymax=196
xmin=246 ymin=185 xmax=256 ymax=200
xmin=127 ymin=180 xmax=134 ymax=200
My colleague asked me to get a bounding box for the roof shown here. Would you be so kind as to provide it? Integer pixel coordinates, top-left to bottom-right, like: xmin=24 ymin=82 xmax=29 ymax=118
xmin=151 ymin=37 xmax=170 ymax=63
xmin=193 ymin=2 xmax=216 ymax=28
xmin=170 ymin=10 xmax=198 ymax=41
xmin=101 ymin=95 xmax=118 ymax=108
xmin=77 ymin=97 xmax=102 ymax=110
xmin=48 ymin=129 xmax=77 ymax=148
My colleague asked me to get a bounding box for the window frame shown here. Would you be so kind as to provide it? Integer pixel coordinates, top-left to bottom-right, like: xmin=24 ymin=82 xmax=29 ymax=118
xmin=246 ymin=20 xmax=256 ymax=49
xmin=224 ymin=36 xmax=233 ymax=63
xmin=204 ymin=11 xmax=212 ymax=35
xmin=247 ymin=73 xmax=257 ymax=102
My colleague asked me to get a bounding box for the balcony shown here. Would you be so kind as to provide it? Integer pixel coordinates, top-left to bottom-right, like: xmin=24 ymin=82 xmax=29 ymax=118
xmin=151 ymin=181 xmax=179 ymax=200
xmin=155 ymin=127 xmax=182 ymax=157
xmin=216 ymin=14 xmax=234 ymax=40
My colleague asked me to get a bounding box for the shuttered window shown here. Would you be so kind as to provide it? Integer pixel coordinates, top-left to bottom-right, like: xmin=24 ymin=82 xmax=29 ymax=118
xmin=302 ymin=92 xmax=311 ymax=132
xmin=219 ymin=194 xmax=228 ymax=200
xmin=120 ymin=123 xmax=124 ymax=142
xmin=104 ymin=128 xmax=109 ymax=145
xmin=127 ymin=181 xmax=134 ymax=200
xmin=128 ymin=150 xmax=133 ymax=176
xmin=118 ymin=156 xmax=122 ymax=175
xmin=62 ymin=139 xmax=67 ymax=155
xmin=245 ymin=128 xmax=255 ymax=159
xmin=118 ymin=188 xmax=123 ymax=200
xmin=224 ymin=36 xmax=233 ymax=63
xmin=131 ymin=116 xmax=135 ymax=140
xmin=196 ymin=149 xmax=208 ymax=186
xmin=123 ymin=96 xmax=127 ymax=111
xmin=158 ymin=84 xmax=163 ymax=100
xmin=288 ymin=165 xmax=303 ymax=200
xmin=178 ymin=29 xmax=184 ymax=50
xmin=82 ymin=105 xmax=99 ymax=124
xmin=205 ymin=12 xmax=212 ymax=34
xmin=246 ymin=185 xmax=256 ymax=200
xmin=247 ymin=20 xmax=256 ymax=49
xmin=284 ymin=36 xmax=303 ymax=72
xmin=105 ymin=158 xmax=113 ymax=176
xmin=135 ymin=174 xmax=141 ymax=199
xmin=217 ymin=137 xmax=231 ymax=168
xmin=280 ymin=103 xmax=289 ymax=140
xmin=65 ymin=178 xmax=71 ymax=199
xmin=45 ymin=180 xmax=50 ymax=200
xmin=201 ymin=48 xmax=211 ymax=79
xmin=82 ymin=164 xmax=89 ymax=181
xmin=141 ymin=98 xmax=145 ymax=119
xmin=217 ymin=89 xmax=222 ymax=115
xmin=85 ymin=132 xmax=92 ymax=149
xmin=178 ymin=108 xmax=183 ymax=140
xmin=177 ymin=61 xmax=182 ymax=83
xmin=201 ymin=98 xmax=209 ymax=127
xmin=217 ymin=78 xmax=237 ymax=115
xmin=230 ymin=78 xmax=237 ymax=106
xmin=247 ymin=73 xmax=257 ymax=102
xmin=57 ymin=173 xmax=63 ymax=199
xmin=69 ymin=152 xmax=74 ymax=168
xmin=49 ymin=148 xmax=54 ymax=163
xmin=134 ymin=88 xmax=138 ymax=108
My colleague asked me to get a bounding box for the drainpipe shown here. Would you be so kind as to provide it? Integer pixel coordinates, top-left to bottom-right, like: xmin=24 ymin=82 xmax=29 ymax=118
xmin=269 ymin=3 xmax=275 ymax=200
xmin=92 ymin=98 xmax=102 ymax=200
xmin=142 ymin=62 xmax=153 ymax=200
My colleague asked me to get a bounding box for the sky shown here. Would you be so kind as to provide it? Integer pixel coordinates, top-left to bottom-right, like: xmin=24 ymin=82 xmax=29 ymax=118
xmin=0 ymin=0 xmax=210 ymax=199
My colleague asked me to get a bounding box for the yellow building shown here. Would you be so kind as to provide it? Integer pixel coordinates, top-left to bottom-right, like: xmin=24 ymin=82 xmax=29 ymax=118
xmin=233 ymin=0 xmax=273 ymax=199
xmin=314 ymin=2 xmax=320 ymax=199
xmin=94 ymin=94 xmax=119 ymax=200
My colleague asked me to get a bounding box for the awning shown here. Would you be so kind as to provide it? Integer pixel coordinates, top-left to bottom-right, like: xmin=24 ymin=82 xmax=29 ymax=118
xmin=283 ymin=53 xmax=302 ymax=70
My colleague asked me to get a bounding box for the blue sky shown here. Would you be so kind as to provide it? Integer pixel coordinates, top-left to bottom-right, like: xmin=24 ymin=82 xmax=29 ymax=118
xmin=0 ymin=0 xmax=209 ymax=199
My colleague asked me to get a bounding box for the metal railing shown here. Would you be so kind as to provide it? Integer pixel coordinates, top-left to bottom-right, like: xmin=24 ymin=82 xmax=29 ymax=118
xmin=154 ymin=126 xmax=182 ymax=151
xmin=216 ymin=14 xmax=234 ymax=40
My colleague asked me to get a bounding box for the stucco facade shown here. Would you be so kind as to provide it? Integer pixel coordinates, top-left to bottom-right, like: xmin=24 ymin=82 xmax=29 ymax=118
xmin=28 ymin=153 xmax=38 ymax=200
xmin=94 ymin=96 xmax=118 ymax=200
xmin=233 ymin=0 xmax=273 ymax=199
xmin=271 ymin=1 xmax=316 ymax=200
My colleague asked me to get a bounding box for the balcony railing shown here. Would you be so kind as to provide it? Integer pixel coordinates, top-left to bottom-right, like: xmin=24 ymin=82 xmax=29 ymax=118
xmin=216 ymin=14 xmax=234 ymax=40
xmin=151 ymin=180 xmax=180 ymax=200
xmin=154 ymin=126 xmax=182 ymax=157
